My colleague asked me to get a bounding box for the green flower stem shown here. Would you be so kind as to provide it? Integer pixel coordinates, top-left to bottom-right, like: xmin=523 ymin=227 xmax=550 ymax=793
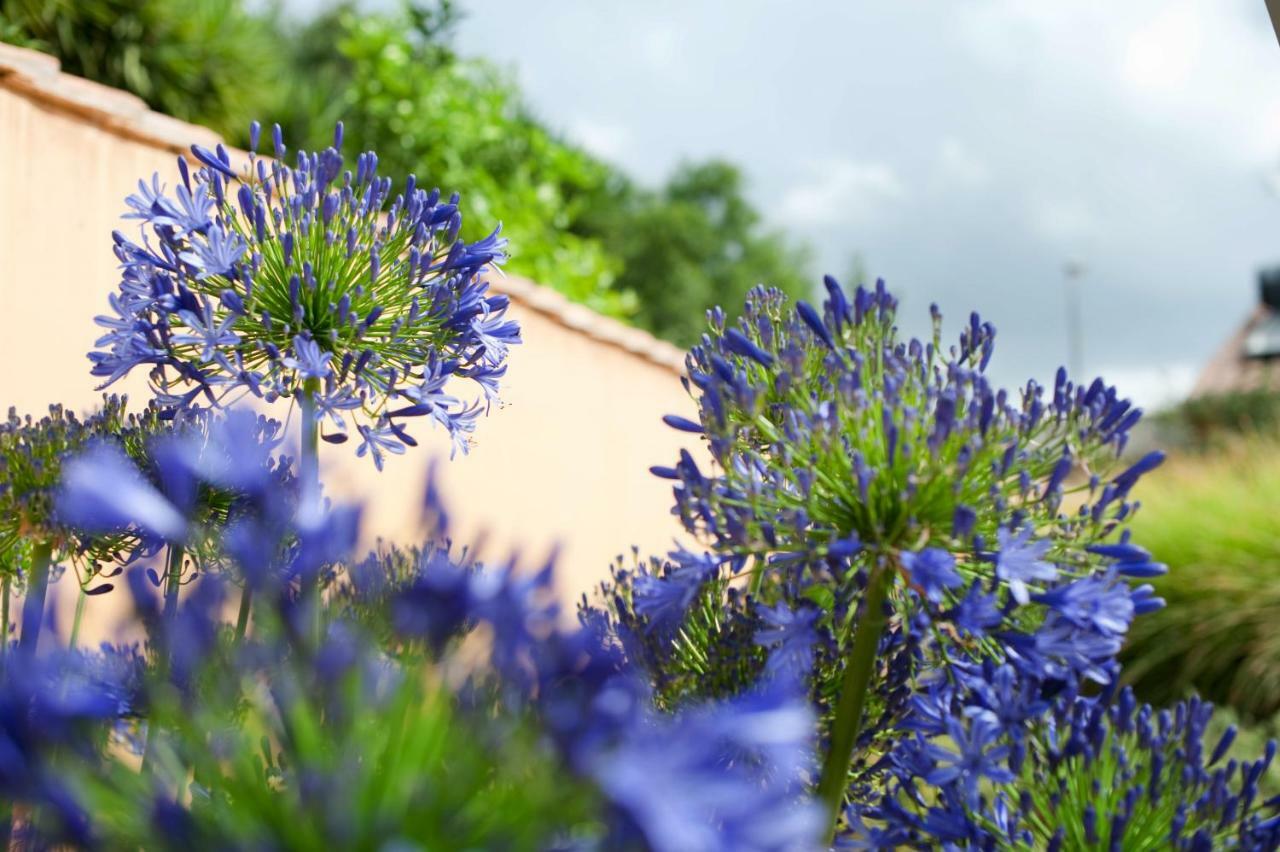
xmin=234 ymin=585 xmax=253 ymax=642
xmin=300 ymin=379 xmax=321 ymax=499
xmin=162 ymin=544 xmax=185 ymax=621
xmin=747 ymin=557 xmax=765 ymax=599
xmin=299 ymin=379 xmax=322 ymax=646
xmin=68 ymin=584 xmax=87 ymax=649
xmin=815 ymin=562 xmax=892 ymax=843
xmin=1 ymin=573 xmax=9 ymax=665
xmin=18 ymin=541 xmax=54 ymax=653
xmin=140 ymin=544 xmax=189 ymax=776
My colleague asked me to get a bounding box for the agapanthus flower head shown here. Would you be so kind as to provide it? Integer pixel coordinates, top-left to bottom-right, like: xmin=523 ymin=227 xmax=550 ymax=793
xmin=0 ymin=397 xmax=176 ymax=611
xmin=0 ymin=396 xmax=130 ymax=549
xmin=57 ymin=406 xmax=298 ymax=597
xmin=595 ymin=275 xmax=1171 ymax=837
xmin=667 ymin=278 xmax=1155 ymax=564
xmin=92 ymin=123 xmax=519 ymax=462
xmin=868 ymin=682 xmax=1280 ymax=850
xmin=608 ymin=276 xmax=1165 ymax=694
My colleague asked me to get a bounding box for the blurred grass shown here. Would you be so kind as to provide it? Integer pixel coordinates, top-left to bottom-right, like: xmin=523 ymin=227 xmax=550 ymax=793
xmin=1120 ymin=436 xmax=1280 ymax=722
xmin=1207 ymin=706 xmax=1280 ymax=799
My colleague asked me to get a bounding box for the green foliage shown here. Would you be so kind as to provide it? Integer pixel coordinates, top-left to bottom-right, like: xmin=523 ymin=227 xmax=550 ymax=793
xmin=276 ymin=4 xmax=632 ymax=317
xmin=64 ymin=613 xmax=600 ymax=849
xmin=587 ymin=161 xmax=813 ymax=345
xmin=1121 ymin=438 xmax=1280 ymax=720
xmin=0 ymin=0 xmax=287 ymax=134
xmin=1154 ymin=389 xmax=1280 ymax=450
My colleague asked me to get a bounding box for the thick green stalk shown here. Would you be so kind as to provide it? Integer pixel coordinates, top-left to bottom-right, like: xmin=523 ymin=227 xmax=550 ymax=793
xmin=1 ymin=574 xmax=9 ymax=665
xmin=18 ymin=541 xmax=54 ymax=654
xmin=300 ymin=379 xmax=321 ymax=500
xmin=748 ymin=556 xmax=765 ymax=599
xmin=815 ymin=564 xmax=892 ymax=842
xmin=299 ymin=379 xmax=322 ymax=645
xmin=162 ymin=544 xmax=185 ymax=621
xmin=68 ymin=585 xmax=87 ymax=649
xmin=234 ymin=585 xmax=253 ymax=642
xmin=141 ymin=544 xmax=188 ymax=775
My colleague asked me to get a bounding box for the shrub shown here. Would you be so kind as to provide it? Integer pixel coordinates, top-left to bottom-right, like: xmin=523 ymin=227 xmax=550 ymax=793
xmin=1121 ymin=438 xmax=1280 ymax=721
xmin=1153 ymin=390 xmax=1280 ymax=450
xmin=0 ymin=0 xmax=287 ymax=133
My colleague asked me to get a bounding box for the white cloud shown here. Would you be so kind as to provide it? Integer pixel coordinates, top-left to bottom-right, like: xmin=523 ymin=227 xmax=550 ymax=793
xmin=566 ymin=117 xmax=633 ymax=162
xmin=1030 ymin=198 xmax=1098 ymax=244
xmin=779 ymin=159 xmax=905 ymax=228
xmin=1093 ymin=361 xmax=1199 ymax=411
xmin=937 ymin=138 xmax=989 ymax=186
xmin=957 ymin=1 xmax=1280 ymax=165
xmin=1121 ymin=4 xmax=1202 ymax=96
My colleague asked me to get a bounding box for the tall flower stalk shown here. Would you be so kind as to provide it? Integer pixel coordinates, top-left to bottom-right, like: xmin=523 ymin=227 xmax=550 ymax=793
xmin=17 ymin=542 xmax=54 ymax=654
xmin=814 ymin=558 xmax=889 ymax=829
xmin=298 ymin=376 xmax=321 ymax=641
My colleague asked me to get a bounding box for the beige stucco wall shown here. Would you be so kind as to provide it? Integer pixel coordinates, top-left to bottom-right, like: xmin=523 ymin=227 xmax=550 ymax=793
xmin=0 ymin=46 xmax=697 ymax=639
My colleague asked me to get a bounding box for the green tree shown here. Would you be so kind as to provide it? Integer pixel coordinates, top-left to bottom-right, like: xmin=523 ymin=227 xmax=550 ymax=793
xmin=0 ymin=0 xmax=287 ymax=135
xmin=591 ymin=161 xmax=812 ymax=345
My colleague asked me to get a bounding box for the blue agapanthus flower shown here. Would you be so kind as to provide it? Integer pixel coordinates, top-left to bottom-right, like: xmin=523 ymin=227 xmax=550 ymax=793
xmin=994 ymin=526 xmax=1057 ymax=605
xmin=867 ymin=678 xmax=1280 ymax=850
xmin=900 ymin=547 xmax=963 ymax=604
xmin=597 ymin=275 xmax=1173 ymax=841
xmin=91 ymin=122 xmax=518 ymax=462
xmin=753 ymin=601 xmax=819 ymax=682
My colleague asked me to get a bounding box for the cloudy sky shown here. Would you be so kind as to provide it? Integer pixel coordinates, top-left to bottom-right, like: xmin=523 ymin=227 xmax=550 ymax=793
xmin=311 ymin=0 xmax=1280 ymax=409
xmin=444 ymin=0 xmax=1280 ymax=409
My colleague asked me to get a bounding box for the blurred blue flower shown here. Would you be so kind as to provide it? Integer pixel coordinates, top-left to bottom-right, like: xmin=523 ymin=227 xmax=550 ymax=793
xmin=900 ymin=547 xmax=963 ymax=604
xmin=753 ymin=601 xmax=818 ymax=683
xmin=995 ymin=527 xmax=1056 ymax=605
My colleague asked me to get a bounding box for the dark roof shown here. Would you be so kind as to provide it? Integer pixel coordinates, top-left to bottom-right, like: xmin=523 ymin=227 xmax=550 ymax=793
xmin=1191 ymin=305 xmax=1280 ymax=398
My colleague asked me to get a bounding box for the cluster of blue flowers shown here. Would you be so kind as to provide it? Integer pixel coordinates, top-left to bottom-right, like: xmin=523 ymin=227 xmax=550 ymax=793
xmin=91 ymin=123 xmax=517 ymax=463
xmin=3 ymin=119 xmax=1276 ymax=848
xmin=0 ymin=415 xmax=821 ymax=849
xmin=598 ymin=275 xmax=1280 ymax=847
xmin=0 ymin=396 xmax=156 ymax=654
xmin=870 ymin=676 xmax=1280 ymax=848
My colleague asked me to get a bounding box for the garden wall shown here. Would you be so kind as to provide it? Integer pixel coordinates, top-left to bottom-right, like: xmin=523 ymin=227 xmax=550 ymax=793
xmin=0 ymin=44 xmax=697 ymax=626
